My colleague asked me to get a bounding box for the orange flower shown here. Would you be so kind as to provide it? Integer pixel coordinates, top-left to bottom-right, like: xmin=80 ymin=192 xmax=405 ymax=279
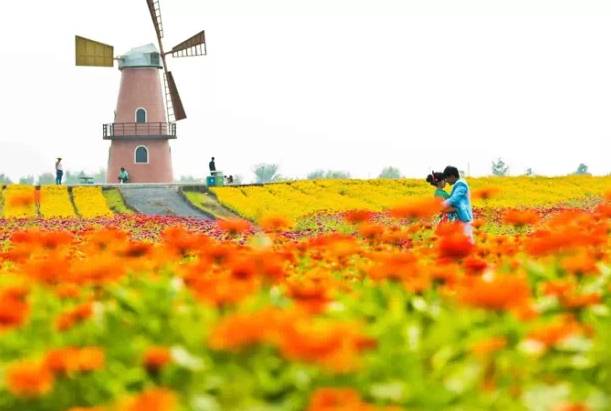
xmin=436 ymin=223 xmax=474 ymax=260
xmin=503 ymin=209 xmax=540 ymax=227
xmin=119 ymin=388 xmax=176 ymax=411
xmin=553 ymin=403 xmax=590 ymax=411
xmin=389 ymin=197 xmax=443 ymax=220
xmin=306 ymin=388 xmax=366 ymax=411
xmin=471 ymin=336 xmax=507 ymax=356
xmin=143 ymin=346 xmax=172 ymax=372
xmin=6 ymin=191 xmax=36 ymax=208
xmin=209 ymin=308 xmax=375 ymax=373
xmin=55 ymin=302 xmax=94 ymax=331
xmin=306 ymin=387 xmax=399 ymax=411
xmin=75 ymin=347 xmax=105 ymax=372
xmin=528 ymin=316 xmax=583 ymax=347
xmin=343 ymin=210 xmax=376 ymax=225
xmin=358 ymin=223 xmax=385 ymax=241
xmin=463 ymin=255 xmax=487 ymax=275
xmin=472 ymin=187 xmax=500 ymax=200
xmin=55 ymin=284 xmax=82 ymax=300
xmin=368 ymin=252 xmax=419 ymax=281
xmin=561 ymin=292 xmax=601 ymax=309
xmin=260 ymin=215 xmax=293 ymax=232
xmin=459 ymin=274 xmax=530 ymax=312
xmin=45 ymin=348 xmax=80 ymax=374
xmin=217 ymin=218 xmax=251 ymax=235
xmin=562 ymin=252 xmax=599 ymax=276
xmin=22 ymin=255 xmax=72 ymax=284
xmin=6 ymin=360 xmax=54 ymax=397
xmin=45 ymin=347 xmax=105 ymax=374
xmin=0 ymin=287 xmax=29 ymax=330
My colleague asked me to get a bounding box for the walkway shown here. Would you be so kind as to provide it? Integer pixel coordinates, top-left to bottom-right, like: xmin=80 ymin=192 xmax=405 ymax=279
xmin=119 ymin=185 xmax=210 ymax=218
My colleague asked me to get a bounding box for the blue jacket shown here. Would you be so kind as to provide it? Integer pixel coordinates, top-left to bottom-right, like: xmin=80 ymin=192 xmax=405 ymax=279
xmin=444 ymin=178 xmax=473 ymax=223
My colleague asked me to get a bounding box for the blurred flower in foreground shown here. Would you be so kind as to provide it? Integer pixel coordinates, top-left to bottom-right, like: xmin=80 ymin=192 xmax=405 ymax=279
xmin=390 ymin=197 xmax=443 ymax=220
xmin=6 ymin=360 xmax=54 ymax=397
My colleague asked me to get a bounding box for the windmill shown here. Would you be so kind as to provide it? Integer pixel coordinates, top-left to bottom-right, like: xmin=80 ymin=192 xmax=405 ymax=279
xmin=75 ymin=0 xmax=206 ymax=183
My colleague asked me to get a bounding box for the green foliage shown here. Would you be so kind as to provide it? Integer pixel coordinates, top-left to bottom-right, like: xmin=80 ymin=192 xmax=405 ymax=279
xmin=253 ymin=164 xmax=281 ymax=184
xmin=102 ymin=189 xmax=133 ymax=214
xmin=178 ymin=175 xmax=203 ymax=184
xmin=18 ymin=175 xmax=35 ymax=185
xmin=37 ymin=173 xmax=55 ymax=185
xmin=183 ymin=190 xmax=239 ymax=219
xmin=575 ymin=163 xmax=590 ymax=175
xmin=0 ymin=173 xmax=13 ymax=184
xmin=378 ymin=167 xmax=401 ymax=179
xmin=307 ymin=170 xmax=351 ymax=180
xmin=492 ymin=158 xmax=509 ymax=176
xmin=307 ymin=170 xmax=325 ymax=180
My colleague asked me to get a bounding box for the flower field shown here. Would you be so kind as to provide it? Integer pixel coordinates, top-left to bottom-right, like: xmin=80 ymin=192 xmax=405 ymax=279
xmin=0 ymin=179 xmax=610 ymax=410
xmin=211 ymin=176 xmax=611 ymax=223
xmin=0 ymin=186 xmax=116 ymax=219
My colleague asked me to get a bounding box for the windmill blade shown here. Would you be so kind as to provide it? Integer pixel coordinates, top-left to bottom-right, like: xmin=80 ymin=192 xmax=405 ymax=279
xmin=146 ymin=0 xmax=165 ymax=40
xmin=75 ymin=36 xmax=114 ymax=67
xmin=170 ymin=30 xmax=207 ymax=57
xmin=165 ymin=71 xmax=187 ymax=121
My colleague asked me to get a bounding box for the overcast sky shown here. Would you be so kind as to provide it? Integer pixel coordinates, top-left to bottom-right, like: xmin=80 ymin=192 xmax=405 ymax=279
xmin=1 ymin=0 xmax=610 ymax=182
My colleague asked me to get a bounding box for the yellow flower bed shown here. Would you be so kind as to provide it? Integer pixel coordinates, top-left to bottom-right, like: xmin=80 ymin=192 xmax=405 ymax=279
xmin=72 ymin=187 xmax=113 ymax=218
xmin=212 ymin=176 xmax=611 ymax=222
xmin=39 ymin=186 xmax=75 ymax=218
xmin=2 ymin=185 xmax=38 ymax=219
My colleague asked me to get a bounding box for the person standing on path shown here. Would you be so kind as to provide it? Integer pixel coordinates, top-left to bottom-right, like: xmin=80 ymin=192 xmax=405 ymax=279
xmin=55 ymin=158 xmax=64 ymax=185
xmin=209 ymin=157 xmax=216 ymax=173
xmin=442 ymin=166 xmax=474 ymax=242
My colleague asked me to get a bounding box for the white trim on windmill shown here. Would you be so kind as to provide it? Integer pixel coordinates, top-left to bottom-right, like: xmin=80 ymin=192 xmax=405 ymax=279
xmin=134 ymin=146 xmax=150 ymax=164
xmin=135 ymin=107 xmax=148 ymax=123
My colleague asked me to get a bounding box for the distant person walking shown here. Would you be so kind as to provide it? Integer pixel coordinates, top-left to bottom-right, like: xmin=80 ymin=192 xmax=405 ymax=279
xmin=209 ymin=157 xmax=216 ymax=173
xmin=55 ymin=158 xmax=63 ymax=185
xmin=442 ymin=166 xmax=474 ymax=242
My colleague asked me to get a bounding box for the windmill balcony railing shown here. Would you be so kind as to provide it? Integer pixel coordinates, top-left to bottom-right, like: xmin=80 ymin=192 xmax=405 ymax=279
xmin=103 ymin=122 xmax=177 ymax=140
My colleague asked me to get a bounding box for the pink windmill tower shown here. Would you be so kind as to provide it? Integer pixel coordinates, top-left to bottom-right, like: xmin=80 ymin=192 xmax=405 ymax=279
xmin=75 ymin=0 xmax=207 ymax=183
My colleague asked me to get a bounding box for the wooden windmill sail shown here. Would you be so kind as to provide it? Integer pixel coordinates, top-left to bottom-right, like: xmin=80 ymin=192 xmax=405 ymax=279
xmin=75 ymin=0 xmax=207 ymax=122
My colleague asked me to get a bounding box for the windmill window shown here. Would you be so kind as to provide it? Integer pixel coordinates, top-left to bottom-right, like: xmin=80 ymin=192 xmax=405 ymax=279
xmin=150 ymin=53 xmax=160 ymax=66
xmin=135 ymin=146 xmax=149 ymax=164
xmin=135 ymin=108 xmax=147 ymax=123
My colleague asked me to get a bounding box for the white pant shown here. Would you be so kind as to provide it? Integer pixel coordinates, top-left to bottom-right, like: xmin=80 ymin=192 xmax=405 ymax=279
xmin=463 ymin=222 xmax=474 ymax=243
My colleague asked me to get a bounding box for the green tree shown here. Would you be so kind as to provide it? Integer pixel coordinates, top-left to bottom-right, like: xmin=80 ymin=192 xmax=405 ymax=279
xmin=378 ymin=167 xmax=401 ymax=179
xmin=0 ymin=174 xmax=12 ymax=184
xmin=253 ymin=164 xmax=281 ymax=184
xmin=38 ymin=173 xmax=55 ymax=185
xmin=491 ymin=158 xmax=509 ymax=176
xmin=19 ymin=175 xmax=35 ymax=184
xmin=575 ymin=163 xmax=589 ymax=175
xmin=307 ymin=170 xmax=325 ymax=180
xmin=178 ymin=175 xmax=202 ymax=183
xmin=307 ymin=170 xmax=351 ymax=180
xmin=525 ymin=168 xmax=533 ymax=176
xmin=93 ymin=168 xmax=107 ymax=184
xmin=324 ymin=170 xmax=350 ymax=179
